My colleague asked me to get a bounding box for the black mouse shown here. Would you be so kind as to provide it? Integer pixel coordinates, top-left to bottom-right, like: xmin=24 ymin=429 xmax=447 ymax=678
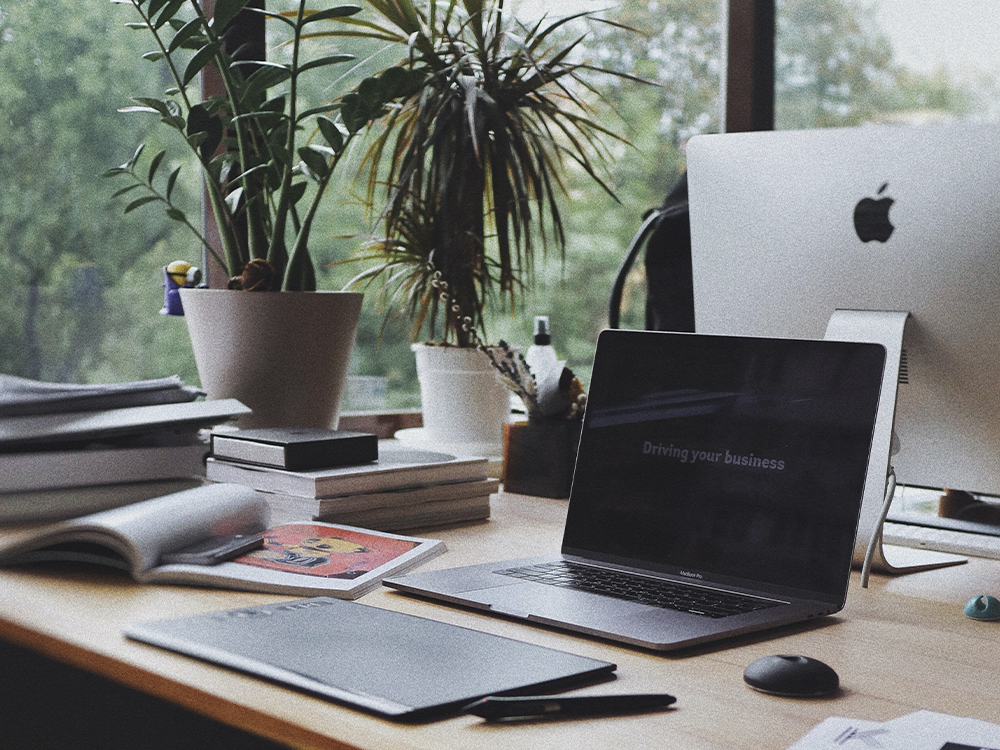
xmin=743 ymin=655 xmax=840 ymax=697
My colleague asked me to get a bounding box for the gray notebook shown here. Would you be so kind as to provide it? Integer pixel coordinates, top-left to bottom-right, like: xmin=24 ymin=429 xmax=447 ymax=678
xmin=124 ymin=597 xmax=615 ymax=720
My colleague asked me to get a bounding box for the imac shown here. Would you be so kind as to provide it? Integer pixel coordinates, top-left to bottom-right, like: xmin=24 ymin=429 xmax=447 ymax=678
xmin=685 ymin=120 xmax=1000 ymax=572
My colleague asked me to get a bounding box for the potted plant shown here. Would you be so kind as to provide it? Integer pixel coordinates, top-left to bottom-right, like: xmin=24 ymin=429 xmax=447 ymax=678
xmin=340 ymin=0 xmax=634 ymax=452
xmin=104 ymin=0 xmax=416 ymax=428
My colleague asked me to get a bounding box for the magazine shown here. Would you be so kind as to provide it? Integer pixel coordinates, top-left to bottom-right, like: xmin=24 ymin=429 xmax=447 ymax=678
xmin=0 ymin=483 xmax=444 ymax=599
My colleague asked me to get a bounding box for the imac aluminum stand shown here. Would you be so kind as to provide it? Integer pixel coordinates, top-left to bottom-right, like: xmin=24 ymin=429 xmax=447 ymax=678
xmin=824 ymin=310 xmax=966 ymax=585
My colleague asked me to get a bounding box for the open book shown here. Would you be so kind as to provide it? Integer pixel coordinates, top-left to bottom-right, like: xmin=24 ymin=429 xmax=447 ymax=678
xmin=0 ymin=483 xmax=444 ymax=599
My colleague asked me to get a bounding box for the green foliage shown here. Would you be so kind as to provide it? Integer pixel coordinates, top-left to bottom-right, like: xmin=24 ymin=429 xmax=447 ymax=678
xmin=104 ymin=0 xmax=412 ymax=291
xmin=480 ymin=0 xmax=723 ymax=380
xmin=87 ymin=240 xmax=201 ymax=384
xmin=338 ymin=0 xmax=640 ymax=346
xmin=0 ymin=0 xmax=188 ymax=381
xmin=4 ymin=0 xmax=997 ymax=403
xmin=775 ymin=0 xmax=978 ymax=128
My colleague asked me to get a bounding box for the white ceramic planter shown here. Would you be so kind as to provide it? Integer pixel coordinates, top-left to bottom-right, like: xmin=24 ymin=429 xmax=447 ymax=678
xmin=411 ymin=343 xmax=510 ymax=451
xmin=180 ymin=289 xmax=362 ymax=430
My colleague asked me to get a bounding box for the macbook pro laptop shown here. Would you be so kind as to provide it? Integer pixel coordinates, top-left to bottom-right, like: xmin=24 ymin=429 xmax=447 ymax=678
xmin=384 ymin=330 xmax=885 ymax=651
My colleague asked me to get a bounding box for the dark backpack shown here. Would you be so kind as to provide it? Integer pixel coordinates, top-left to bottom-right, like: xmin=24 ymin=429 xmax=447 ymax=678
xmin=608 ymin=172 xmax=694 ymax=332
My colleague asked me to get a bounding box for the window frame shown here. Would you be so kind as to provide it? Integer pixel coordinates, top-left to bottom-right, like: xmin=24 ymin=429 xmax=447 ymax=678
xmin=725 ymin=0 xmax=776 ymax=132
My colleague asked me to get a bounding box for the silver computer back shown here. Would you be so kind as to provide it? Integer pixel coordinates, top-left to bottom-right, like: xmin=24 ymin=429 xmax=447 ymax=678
xmin=687 ymin=121 xmax=1000 ymax=496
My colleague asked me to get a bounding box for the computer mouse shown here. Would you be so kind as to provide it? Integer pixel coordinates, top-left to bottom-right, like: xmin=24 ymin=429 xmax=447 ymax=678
xmin=743 ymin=655 xmax=840 ymax=697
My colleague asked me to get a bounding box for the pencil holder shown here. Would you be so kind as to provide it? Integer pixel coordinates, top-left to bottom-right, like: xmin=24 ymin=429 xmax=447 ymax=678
xmin=502 ymin=419 xmax=582 ymax=499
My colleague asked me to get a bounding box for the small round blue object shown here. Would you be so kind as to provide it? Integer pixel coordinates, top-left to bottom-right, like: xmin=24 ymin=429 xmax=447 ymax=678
xmin=963 ymin=595 xmax=1000 ymax=621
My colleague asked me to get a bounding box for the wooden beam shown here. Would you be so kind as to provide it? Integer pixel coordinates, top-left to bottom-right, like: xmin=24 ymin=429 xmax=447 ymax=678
xmin=725 ymin=0 xmax=775 ymax=132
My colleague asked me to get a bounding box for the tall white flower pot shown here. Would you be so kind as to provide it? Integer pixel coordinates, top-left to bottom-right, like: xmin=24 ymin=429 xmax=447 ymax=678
xmin=411 ymin=343 xmax=510 ymax=454
xmin=180 ymin=289 xmax=362 ymax=430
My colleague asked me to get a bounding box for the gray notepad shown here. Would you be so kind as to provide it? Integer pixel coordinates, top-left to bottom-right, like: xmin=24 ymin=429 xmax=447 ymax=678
xmin=124 ymin=597 xmax=616 ymax=720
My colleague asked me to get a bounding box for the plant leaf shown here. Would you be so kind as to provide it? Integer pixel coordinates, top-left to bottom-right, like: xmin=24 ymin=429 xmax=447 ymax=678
xmin=183 ymin=41 xmax=222 ymax=87
xmin=148 ymin=149 xmax=166 ymax=183
xmin=288 ymin=180 xmax=308 ymax=205
xmin=124 ymin=195 xmax=160 ymax=213
xmin=146 ymin=0 xmax=171 ymax=22
xmin=245 ymin=6 xmax=297 ymax=27
xmin=111 ymin=183 xmax=144 ymax=197
xmin=212 ymin=0 xmax=252 ymax=32
xmin=298 ymin=146 xmax=329 ymax=180
xmin=239 ymin=63 xmax=292 ymax=104
xmin=166 ymin=166 xmax=182 ymax=201
xmin=299 ymin=5 xmax=362 ymax=25
xmin=187 ymin=103 xmax=223 ymax=163
xmin=297 ymin=54 xmax=354 ymax=74
xmin=317 ymin=116 xmax=345 ymax=152
xmin=168 ymin=16 xmax=204 ymax=53
xmin=118 ymin=105 xmax=161 ymax=115
xmin=153 ymin=0 xmax=185 ymax=30
xmin=127 ymin=143 xmax=145 ymax=169
xmin=224 ymin=186 xmax=244 ymax=214
xmin=132 ymin=96 xmax=172 ymax=117
xmin=296 ymin=104 xmax=338 ymax=121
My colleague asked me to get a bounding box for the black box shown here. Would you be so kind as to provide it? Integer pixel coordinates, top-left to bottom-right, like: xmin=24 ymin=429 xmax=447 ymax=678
xmin=210 ymin=428 xmax=378 ymax=471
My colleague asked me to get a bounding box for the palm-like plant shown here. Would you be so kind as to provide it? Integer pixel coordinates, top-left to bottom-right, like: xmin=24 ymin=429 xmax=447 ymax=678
xmin=342 ymin=0 xmax=633 ymax=344
xmin=104 ymin=0 xmax=413 ymax=291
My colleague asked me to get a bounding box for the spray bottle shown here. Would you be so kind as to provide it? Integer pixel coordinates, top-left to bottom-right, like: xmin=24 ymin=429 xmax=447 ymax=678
xmin=525 ymin=316 xmax=559 ymax=376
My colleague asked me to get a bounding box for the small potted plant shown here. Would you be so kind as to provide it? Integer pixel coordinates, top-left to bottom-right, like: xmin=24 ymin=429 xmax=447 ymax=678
xmin=485 ymin=340 xmax=587 ymax=498
xmin=340 ymin=0 xmax=635 ymax=451
xmin=104 ymin=0 xmax=416 ymax=428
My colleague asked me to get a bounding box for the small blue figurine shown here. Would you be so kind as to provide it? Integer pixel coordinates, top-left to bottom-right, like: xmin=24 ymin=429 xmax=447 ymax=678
xmin=160 ymin=260 xmax=202 ymax=316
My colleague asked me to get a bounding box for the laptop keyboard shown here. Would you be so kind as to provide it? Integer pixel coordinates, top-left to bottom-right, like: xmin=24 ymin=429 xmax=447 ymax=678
xmin=495 ymin=560 xmax=782 ymax=619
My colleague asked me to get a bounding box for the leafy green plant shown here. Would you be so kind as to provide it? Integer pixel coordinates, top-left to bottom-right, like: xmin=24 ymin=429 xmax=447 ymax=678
xmin=104 ymin=0 xmax=415 ymax=291
xmin=339 ymin=0 xmax=638 ymax=344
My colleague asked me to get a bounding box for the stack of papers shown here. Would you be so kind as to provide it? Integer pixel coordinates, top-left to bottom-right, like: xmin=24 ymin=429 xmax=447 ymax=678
xmin=0 ymin=374 xmax=202 ymax=417
xmin=0 ymin=375 xmax=249 ymax=522
xmin=789 ymin=710 xmax=1000 ymax=749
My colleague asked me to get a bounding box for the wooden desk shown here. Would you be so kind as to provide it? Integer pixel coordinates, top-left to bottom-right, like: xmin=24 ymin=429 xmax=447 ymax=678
xmin=1 ymin=491 xmax=998 ymax=750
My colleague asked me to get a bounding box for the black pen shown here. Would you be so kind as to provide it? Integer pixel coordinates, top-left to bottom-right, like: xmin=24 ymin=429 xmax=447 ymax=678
xmin=463 ymin=693 xmax=676 ymax=721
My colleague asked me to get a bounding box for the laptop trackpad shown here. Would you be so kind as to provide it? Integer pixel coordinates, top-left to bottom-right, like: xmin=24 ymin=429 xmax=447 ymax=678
xmin=463 ymin=580 xmax=649 ymax=622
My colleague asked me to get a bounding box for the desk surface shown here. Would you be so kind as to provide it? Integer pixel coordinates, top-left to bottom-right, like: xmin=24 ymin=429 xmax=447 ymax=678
xmin=1 ymin=491 xmax=998 ymax=750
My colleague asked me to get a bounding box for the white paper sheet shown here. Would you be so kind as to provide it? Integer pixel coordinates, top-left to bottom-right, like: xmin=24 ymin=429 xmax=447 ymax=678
xmin=788 ymin=710 xmax=1000 ymax=750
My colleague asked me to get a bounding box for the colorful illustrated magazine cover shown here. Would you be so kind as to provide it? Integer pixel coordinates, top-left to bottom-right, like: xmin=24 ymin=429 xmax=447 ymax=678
xmin=236 ymin=524 xmax=425 ymax=580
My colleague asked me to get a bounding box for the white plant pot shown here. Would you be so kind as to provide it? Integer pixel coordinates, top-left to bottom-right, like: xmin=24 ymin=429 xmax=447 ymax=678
xmin=180 ymin=289 xmax=362 ymax=430
xmin=411 ymin=343 xmax=510 ymax=452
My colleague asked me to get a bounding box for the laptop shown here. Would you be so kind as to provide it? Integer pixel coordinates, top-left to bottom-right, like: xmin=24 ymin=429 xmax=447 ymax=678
xmin=384 ymin=330 xmax=886 ymax=651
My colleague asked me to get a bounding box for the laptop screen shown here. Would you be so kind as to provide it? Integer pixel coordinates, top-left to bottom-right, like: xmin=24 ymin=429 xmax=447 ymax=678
xmin=563 ymin=331 xmax=884 ymax=603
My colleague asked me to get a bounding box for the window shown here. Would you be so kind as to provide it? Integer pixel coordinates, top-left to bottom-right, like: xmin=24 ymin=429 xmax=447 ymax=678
xmin=1 ymin=0 xmax=723 ymax=405
xmin=9 ymin=1 xmax=993 ymax=408
xmin=776 ymin=0 xmax=1000 ymax=129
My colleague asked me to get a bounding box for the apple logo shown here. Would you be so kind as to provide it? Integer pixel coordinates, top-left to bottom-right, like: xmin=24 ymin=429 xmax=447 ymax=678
xmin=853 ymin=183 xmax=895 ymax=243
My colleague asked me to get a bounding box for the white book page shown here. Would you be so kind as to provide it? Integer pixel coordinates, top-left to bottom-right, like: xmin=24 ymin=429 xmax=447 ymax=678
xmin=0 ymin=484 xmax=269 ymax=575
xmin=788 ymin=711 xmax=1000 ymax=750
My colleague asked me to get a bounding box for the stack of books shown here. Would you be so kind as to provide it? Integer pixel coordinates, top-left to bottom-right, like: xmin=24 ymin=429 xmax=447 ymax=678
xmin=0 ymin=375 xmax=250 ymax=523
xmin=205 ymin=431 xmax=497 ymax=532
